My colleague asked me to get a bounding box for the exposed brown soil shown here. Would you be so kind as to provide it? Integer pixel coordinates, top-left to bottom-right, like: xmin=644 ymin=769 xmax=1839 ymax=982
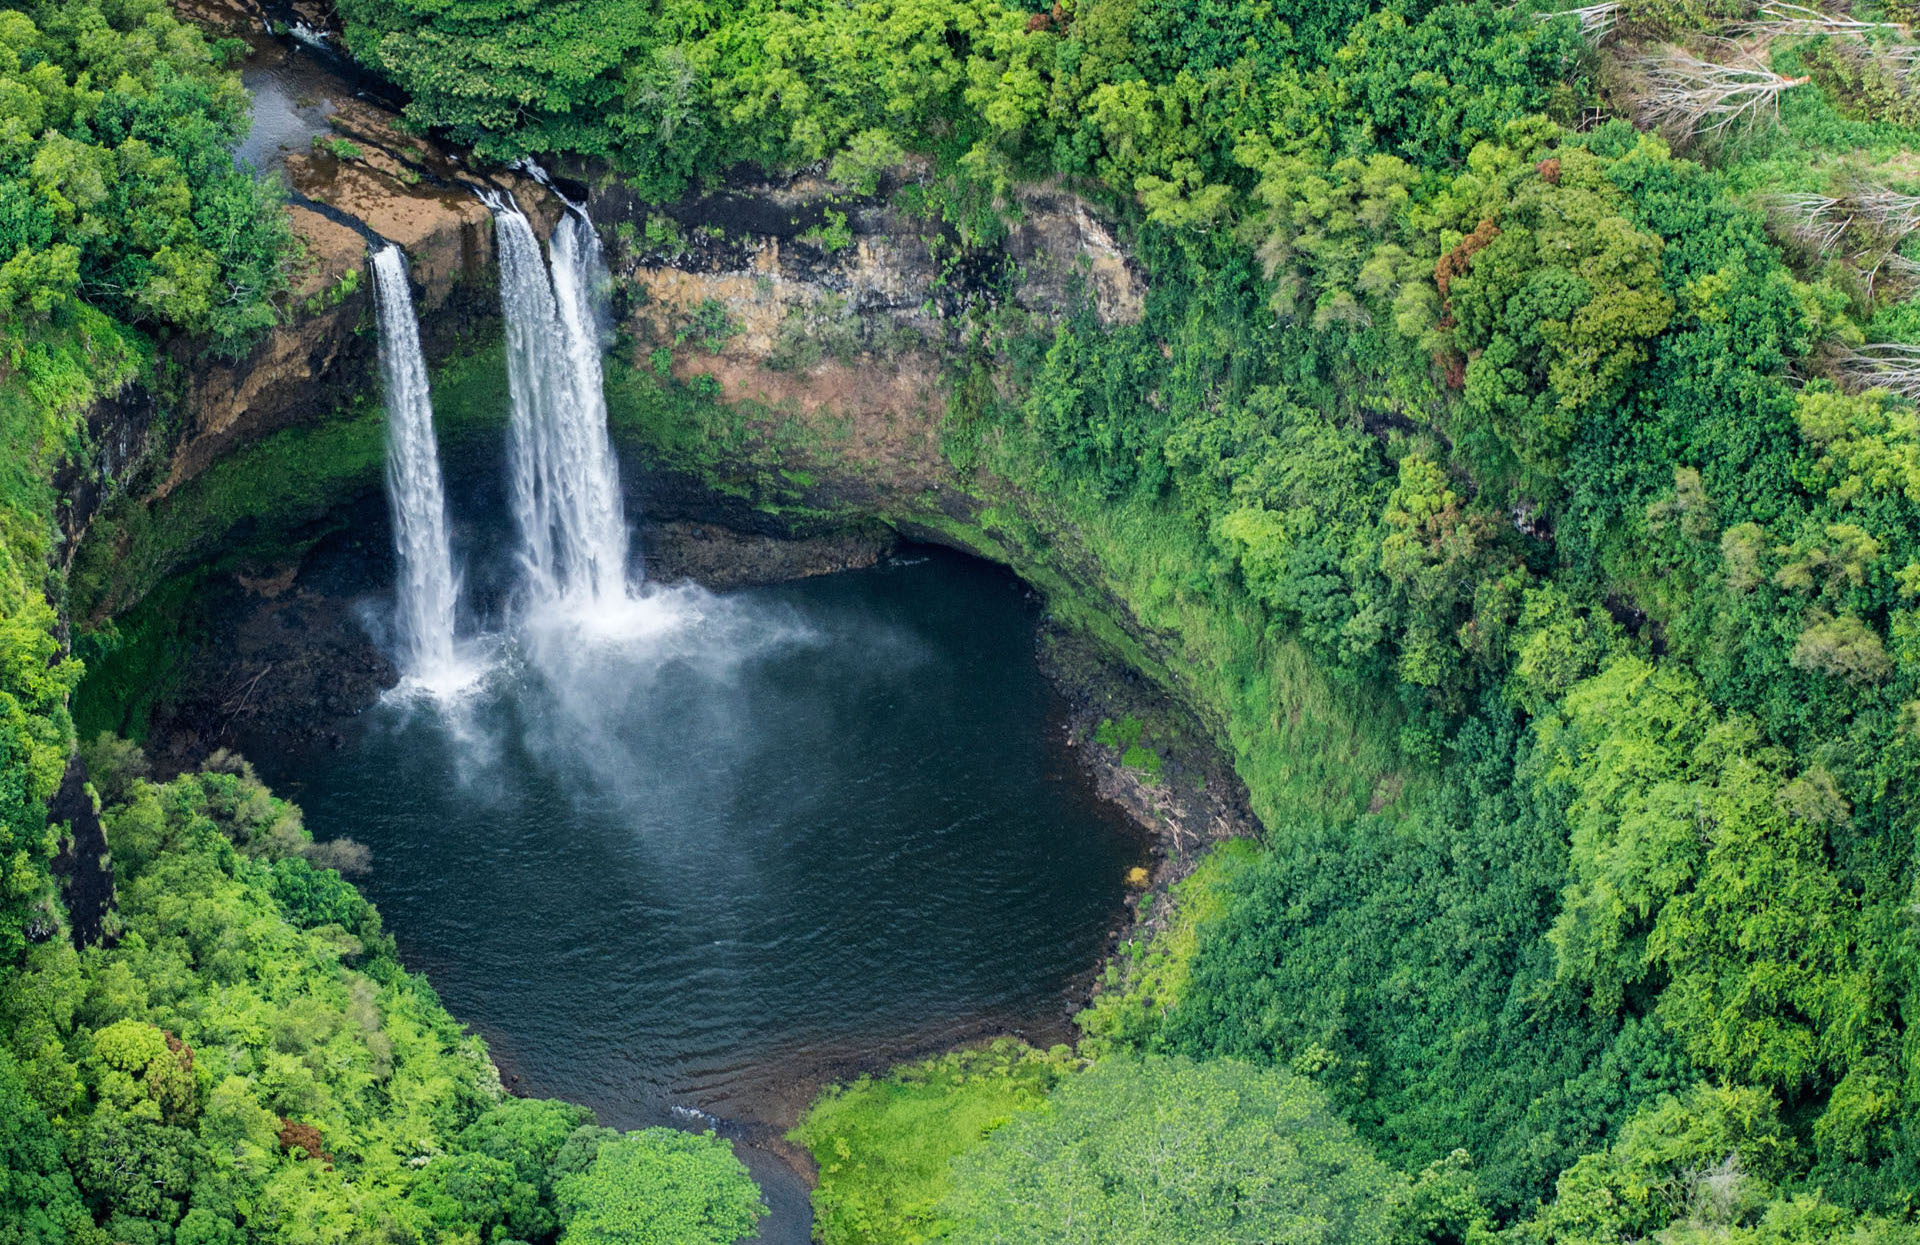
xmin=680 ymin=353 xmax=953 ymax=495
xmin=147 ymin=0 xmax=564 ymax=506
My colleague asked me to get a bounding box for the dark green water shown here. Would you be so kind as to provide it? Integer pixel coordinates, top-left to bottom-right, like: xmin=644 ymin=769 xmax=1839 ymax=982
xmin=246 ymin=548 xmax=1140 ymax=1231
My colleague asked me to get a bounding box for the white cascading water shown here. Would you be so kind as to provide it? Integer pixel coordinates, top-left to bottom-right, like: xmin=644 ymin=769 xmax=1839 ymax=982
xmin=370 ymin=245 xmax=461 ymax=684
xmin=396 ymin=185 xmax=804 ymax=785
xmin=482 ymin=192 xmax=632 ymax=609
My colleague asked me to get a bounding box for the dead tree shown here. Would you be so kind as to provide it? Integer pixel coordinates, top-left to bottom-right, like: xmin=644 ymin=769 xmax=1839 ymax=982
xmin=1767 ymin=192 xmax=1855 ymax=256
xmin=1879 ymin=42 xmax=1920 ymax=87
xmin=1635 ymin=49 xmax=1810 ymax=137
xmin=1851 ymin=186 xmax=1920 ymax=239
xmin=1881 ymin=251 xmax=1920 ymax=278
xmin=1833 ymin=342 xmax=1920 ymax=397
xmin=1727 ymin=1 xmax=1908 ymax=38
xmin=1765 ymin=185 xmax=1920 ymax=296
xmin=1535 ymin=1 xmax=1620 ymax=44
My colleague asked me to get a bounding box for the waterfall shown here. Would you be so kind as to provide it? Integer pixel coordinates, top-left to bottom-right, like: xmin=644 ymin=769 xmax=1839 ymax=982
xmin=483 ymin=192 xmax=633 ymax=609
xmin=549 ymin=210 xmax=633 ymax=593
xmin=370 ymin=245 xmax=460 ymax=681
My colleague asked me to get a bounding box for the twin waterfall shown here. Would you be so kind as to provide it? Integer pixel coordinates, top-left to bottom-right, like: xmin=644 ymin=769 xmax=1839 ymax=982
xmin=487 ymin=198 xmax=633 ymax=607
xmin=370 ymin=246 xmax=459 ymax=685
xmin=371 ymin=192 xmax=635 ymax=698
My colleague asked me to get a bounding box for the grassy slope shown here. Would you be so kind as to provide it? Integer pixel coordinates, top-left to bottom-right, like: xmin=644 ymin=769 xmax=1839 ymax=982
xmin=602 ymin=355 xmax=1415 ymax=835
xmin=789 ymin=1042 xmax=1080 ymax=1245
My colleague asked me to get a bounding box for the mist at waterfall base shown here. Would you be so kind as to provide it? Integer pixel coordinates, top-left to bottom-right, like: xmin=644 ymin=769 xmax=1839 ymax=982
xmin=243 ymin=545 xmax=1141 ymax=1126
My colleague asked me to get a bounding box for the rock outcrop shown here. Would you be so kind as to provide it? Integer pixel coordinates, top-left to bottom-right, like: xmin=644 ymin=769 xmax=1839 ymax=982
xmin=71 ymin=3 xmax=1149 ymax=626
xmin=138 ymin=0 xmax=563 ymax=501
xmin=584 ymin=166 xmax=1146 ymax=516
xmin=84 ymin=0 xmax=1144 ymax=540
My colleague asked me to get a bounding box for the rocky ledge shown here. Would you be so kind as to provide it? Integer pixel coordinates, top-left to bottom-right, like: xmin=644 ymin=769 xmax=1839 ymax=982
xmin=71 ymin=0 xmax=562 ymax=541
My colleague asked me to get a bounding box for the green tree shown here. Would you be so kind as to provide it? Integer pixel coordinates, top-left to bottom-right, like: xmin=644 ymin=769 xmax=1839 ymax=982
xmin=1538 ymin=658 xmax=1891 ymax=1099
xmin=85 ymin=1019 xmax=197 ymax=1124
xmin=791 ymin=1041 xmax=1077 ymax=1244
xmin=0 ymin=0 xmax=293 ymax=353
xmin=940 ymin=1056 xmax=1401 ymax=1245
xmin=454 ymin=1097 xmax=600 ymax=1240
xmin=555 ymin=1128 xmax=765 ymax=1245
xmin=0 ymin=1046 xmax=87 ymax=1245
xmin=1331 ymin=3 xmax=1582 ymax=165
xmin=1515 ymin=1083 xmax=1796 ymax=1243
xmin=1444 ymin=145 xmax=1674 ymax=486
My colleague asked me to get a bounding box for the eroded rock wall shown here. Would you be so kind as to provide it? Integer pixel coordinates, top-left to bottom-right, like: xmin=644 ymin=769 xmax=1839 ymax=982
xmin=72 ymin=4 xmax=1156 ymax=666
xmin=585 ymin=167 xmax=1145 ymax=517
xmin=67 ymin=3 xmax=563 ymax=607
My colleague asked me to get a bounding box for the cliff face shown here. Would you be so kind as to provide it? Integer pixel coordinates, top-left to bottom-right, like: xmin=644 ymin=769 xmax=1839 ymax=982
xmin=65 ymin=9 xmax=561 ymax=612
xmin=584 ymin=167 xmax=1147 ymax=519
xmin=66 ymin=9 xmax=1178 ymax=725
xmin=154 ymin=9 xmax=561 ymax=499
xmin=72 ymin=12 xmax=1147 ymax=611
xmin=59 ymin=17 xmax=1263 ymax=885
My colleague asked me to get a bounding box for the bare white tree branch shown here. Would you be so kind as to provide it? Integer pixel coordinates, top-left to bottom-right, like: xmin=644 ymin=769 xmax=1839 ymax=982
xmin=1763 ymin=185 xmax=1920 ymax=297
xmin=1833 ymin=342 xmax=1920 ymax=396
xmin=1766 ymin=192 xmax=1855 ymax=256
xmin=1850 ymin=186 xmax=1920 ymax=238
xmin=1635 ymin=50 xmax=1809 ymax=137
xmin=1873 ymin=41 xmax=1920 ymax=86
xmin=1535 ymin=1 xmax=1620 ymax=44
xmin=1880 ymin=251 xmax=1920 ymax=277
xmin=1726 ymin=1 xmax=1908 ymax=37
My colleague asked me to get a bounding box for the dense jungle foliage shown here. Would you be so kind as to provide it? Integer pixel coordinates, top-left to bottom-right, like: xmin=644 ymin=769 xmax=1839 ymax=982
xmin=2 ymin=0 xmax=293 ymax=993
xmin=0 ymin=0 xmax=293 ymax=353
xmin=0 ymin=746 xmax=763 ymax=1244
xmin=12 ymin=0 xmax=1920 ymax=1238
